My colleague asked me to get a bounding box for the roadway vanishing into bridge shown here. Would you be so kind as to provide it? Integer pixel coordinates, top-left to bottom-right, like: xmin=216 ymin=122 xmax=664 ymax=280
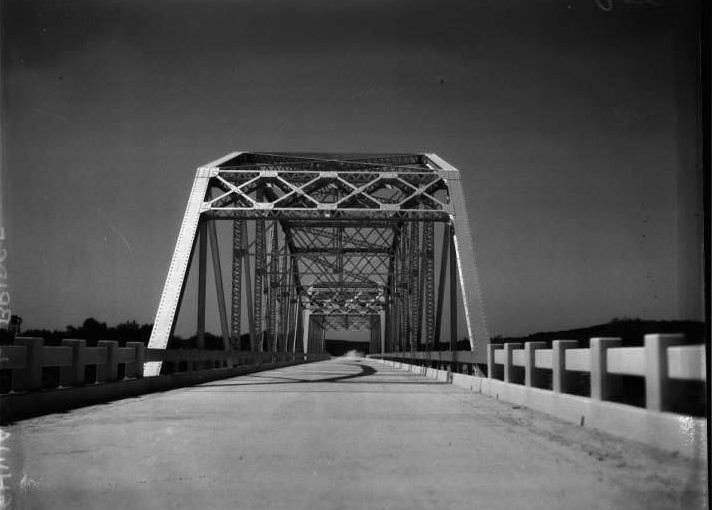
xmin=4 ymin=358 xmax=705 ymax=510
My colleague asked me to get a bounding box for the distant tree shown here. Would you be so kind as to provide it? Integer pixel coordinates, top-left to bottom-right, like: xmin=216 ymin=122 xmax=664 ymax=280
xmin=9 ymin=318 xmax=152 ymax=346
xmin=609 ymin=316 xmax=642 ymax=324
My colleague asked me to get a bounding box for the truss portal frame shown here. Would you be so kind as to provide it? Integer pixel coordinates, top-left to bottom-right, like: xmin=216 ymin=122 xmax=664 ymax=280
xmin=145 ymin=152 xmax=489 ymax=375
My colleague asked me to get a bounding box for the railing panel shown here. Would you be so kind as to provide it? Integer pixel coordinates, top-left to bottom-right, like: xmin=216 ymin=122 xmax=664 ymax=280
xmin=0 ymin=345 xmax=28 ymax=369
xmin=512 ymin=350 xmax=525 ymax=367
xmin=42 ymin=346 xmax=73 ymax=367
xmin=534 ymin=349 xmax=553 ymax=369
xmin=667 ymin=345 xmax=706 ymax=381
xmin=85 ymin=347 xmax=108 ymax=365
xmin=606 ymin=347 xmax=645 ymax=376
xmin=564 ymin=348 xmax=590 ymax=372
xmin=117 ymin=348 xmax=136 ymax=364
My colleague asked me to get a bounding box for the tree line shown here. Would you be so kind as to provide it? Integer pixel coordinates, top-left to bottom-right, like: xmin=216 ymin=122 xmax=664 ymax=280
xmin=0 ymin=317 xmax=239 ymax=349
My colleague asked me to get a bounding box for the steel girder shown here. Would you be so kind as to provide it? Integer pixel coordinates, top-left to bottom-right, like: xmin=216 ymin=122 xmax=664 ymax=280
xmin=145 ymin=152 xmax=489 ymax=375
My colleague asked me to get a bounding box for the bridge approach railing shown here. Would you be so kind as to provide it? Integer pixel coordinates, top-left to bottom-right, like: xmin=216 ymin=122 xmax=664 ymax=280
xmin=0 ymin=337 xmax=328 ymax=423
xmin=371 ymin=333 xmax=707 ymax=456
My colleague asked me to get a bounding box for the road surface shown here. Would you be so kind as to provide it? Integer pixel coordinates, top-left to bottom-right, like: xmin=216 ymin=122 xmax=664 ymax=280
xmin=3 ymin=358 xmax=706 ymax=509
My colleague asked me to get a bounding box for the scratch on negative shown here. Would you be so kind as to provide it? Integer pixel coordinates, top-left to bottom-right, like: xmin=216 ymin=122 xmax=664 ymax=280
xmin=110 ymin=226 xmax=136 ymax=261
xmin=32 ymin=108 xmax=70 ymax=123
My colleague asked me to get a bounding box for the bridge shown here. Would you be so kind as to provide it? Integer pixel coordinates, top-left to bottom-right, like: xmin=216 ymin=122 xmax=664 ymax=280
xmin=144 ymin=151 xmax=490 ymax=374
xmin=0 ymin=153 xmax=707 ymax=508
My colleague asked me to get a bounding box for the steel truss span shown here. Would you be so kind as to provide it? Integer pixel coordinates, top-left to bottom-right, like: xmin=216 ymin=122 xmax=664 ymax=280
xmin=145 ymin=152 xmax=489 ymax=376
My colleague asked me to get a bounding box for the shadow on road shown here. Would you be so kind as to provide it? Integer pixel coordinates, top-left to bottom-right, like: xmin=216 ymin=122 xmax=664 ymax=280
xmin=198 ymin=361 xmax=445 ymax=387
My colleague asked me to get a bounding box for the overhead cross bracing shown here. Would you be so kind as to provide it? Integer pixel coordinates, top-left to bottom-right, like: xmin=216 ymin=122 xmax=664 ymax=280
xmin=145 ymin=152 xmax=489 ymax=376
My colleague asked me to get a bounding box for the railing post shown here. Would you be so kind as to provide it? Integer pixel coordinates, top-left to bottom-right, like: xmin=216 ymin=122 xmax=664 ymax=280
xmin=12 ymin=337 xmax=44 ymax=392
xmin=503 ymin=343 xmax=522 ymax=383
xmin=645 ymin=333 xmax=685 ymax=412
xmin=590 ymin=337 xmax=622 ymax=401
xmin=552 ymin=340 xmax=578 ymax=393
xmin=97 ymin=340 xmax=119 ymax=383
xmin=524 ymin=341 xmax=546 ymax=388
xmin=125 ymin=342 xmax=145 ymax=379
xmin=487 ymin=344 xmax=503 ymax=379
xmin=60 ymin=339 xmax=86 ymax=387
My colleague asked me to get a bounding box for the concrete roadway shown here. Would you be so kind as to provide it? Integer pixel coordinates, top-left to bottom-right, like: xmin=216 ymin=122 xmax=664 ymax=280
xmin=4 ymin=358 xmax=706 ymax=510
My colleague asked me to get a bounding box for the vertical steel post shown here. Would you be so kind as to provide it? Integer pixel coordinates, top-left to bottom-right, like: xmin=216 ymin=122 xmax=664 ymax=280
xmin=196 ymin=222 xmax=207 ymax=349
xmin=399 ymin=223 xmax=409 ymax=352
xmin=423 ymin=221 xmax=435 ymax=355
xmin=268 ymin=222 xmax=279 ymax=352
xmin=409 ymin=220 xmax=420 ymax=352
xmin=280 ymin=233 xmax=290 ymax=352
xmin=285 ymin=264 xmax=294 ymax=352
xmin=368 ymin=315 xmax=377 ymax=354
xmin=231 ymin=220 xmax=243 ymax=350
xmin=317 ymin=317 xmax=322 ymax=353
xmin=208 ymin=220 xmax=230 ymax=350
xmin=301 ymin=309 xmax=310 ymax=354
xmin=254 ymin=185 xmax=266 ymax=351
xmin=243 ymin=225 xmax=256 ymax=351
xmin=384 ymin=299 xmax=392 ymax=352
xmin=318 ymin=318 xmax=323 ymax=353
xmin=379 ymin=310 xmax=386 ymax=355
xmin=434 ymin=223 xmax=450 ymax=351
xmin=309 ymin=316 xmax=316 ymax=354
xmin=293 ymin=302 xmax=302 ymax=353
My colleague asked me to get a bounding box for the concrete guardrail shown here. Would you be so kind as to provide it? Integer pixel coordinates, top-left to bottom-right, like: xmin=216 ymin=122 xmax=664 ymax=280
xmin=0 ymin=337 xmax=328 ymax=423
xmin=372 ymin=334 xmax=707 ymax=457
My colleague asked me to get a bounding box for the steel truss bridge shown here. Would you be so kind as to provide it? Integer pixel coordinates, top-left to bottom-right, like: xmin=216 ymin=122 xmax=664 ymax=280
xmin=145 ymin=152 xmax=489 ymax=376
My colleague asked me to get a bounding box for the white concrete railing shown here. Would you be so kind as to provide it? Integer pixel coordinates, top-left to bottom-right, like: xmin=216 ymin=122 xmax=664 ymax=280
xmin=373 ymin=333 xmax=706 ymax=456
xmin=0 ymin=337 xmax=320 ymax=393
xmin=486 ymin=334 xmax=706 ymax=413
xmin=374 ymin=333 xmax=706 ymax=413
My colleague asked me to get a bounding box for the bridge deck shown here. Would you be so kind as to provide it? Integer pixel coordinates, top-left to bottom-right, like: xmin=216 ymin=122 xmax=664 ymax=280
xmin=4 ymin=358 xmax=706 ymax=509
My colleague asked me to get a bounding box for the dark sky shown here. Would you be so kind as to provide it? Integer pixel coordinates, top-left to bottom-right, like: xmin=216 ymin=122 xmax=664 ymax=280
xmin=1 ymin=0 xmax=703 ymax=338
